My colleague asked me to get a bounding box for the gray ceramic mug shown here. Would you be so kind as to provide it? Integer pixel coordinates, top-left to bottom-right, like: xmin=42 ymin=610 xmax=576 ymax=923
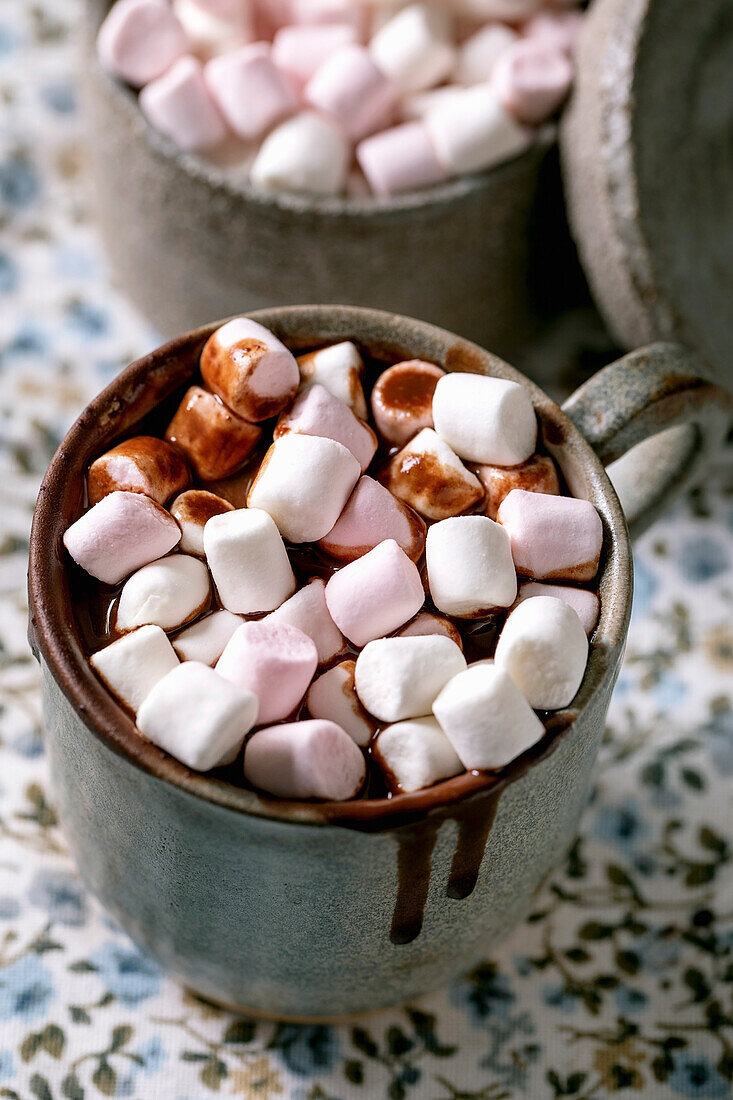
xmin=27 ymin=307 xmax=731 ymax=1020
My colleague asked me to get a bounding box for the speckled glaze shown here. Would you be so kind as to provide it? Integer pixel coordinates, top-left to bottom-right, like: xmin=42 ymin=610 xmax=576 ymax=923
xmin=83 ymin=0 xmax=558 ymax=358
xmin=28 ymin=307 xmax=730 ymax=1019
xmin=562 ymin=0 xmax=733 ymax=387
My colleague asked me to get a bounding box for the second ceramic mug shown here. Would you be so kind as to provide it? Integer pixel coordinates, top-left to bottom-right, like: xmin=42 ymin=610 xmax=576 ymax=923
xmin=28 ymin=307 xmax=730 ymax=1019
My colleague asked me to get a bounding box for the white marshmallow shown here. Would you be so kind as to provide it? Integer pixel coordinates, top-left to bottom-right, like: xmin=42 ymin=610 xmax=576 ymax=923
xmin=454 ymin=24 xmax=518 ymax=85
xmin=297 ymin=341 xmax=368 ymax=419
xmin=516 ymin=582 xmax=599 ymax=636
xmin=172 ymin=0 xmax=252 ymax=59
xmin=354 ymin=635 xmax=466 ymax=723
xmin=380 ymin=427 xmax=483 ymax=521
xmin=373 ymin=716 xmax=463 ymax=793
xmin=432 ymin=662 xmax=544 ymax=769
xmin=400 ymin=84 xmax=467 ymax=122
xmin=494 ymin=595 xmax=588 ymax=709
xmin=172 ymin=609 xmax=243 ymax=665
xmin=370 ymin=3 xmax=456 ymax=94
xmin=203 ymin=507 xmax=295 ymax=613
xmin=91 ymin=625 xmax=179 ymax=712
xmin=264 ymin=578 xmax=345 ymax=665
xmin=306 ymin=660 xmax=376 ymax=746
xmin=247 ymin=434 xmax=360 ymax=543
xmin=136 ymin=661 xmax=258 ymax=771
xmin=170 ymin=490 xmax=234 ymax=557
xmin=116 ymin=554 xmax=211 ymax=632
xmin=425 ymin=82 xmax=532 ymax=175
xmin=250 ymin=111 xmax=349 ymax=196
xmin=432 ymin=372 xmax=537 ymax=465
xmin=426 ymin=515 xmax=517 ymax=616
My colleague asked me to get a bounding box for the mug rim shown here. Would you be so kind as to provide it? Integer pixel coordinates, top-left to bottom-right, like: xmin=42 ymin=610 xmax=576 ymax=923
xmin=28 ymin=305 xmax=633 ymax=828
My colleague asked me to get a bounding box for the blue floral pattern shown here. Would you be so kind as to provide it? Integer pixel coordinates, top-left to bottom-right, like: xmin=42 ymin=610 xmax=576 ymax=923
xmin=1 ymin=1 xmax=732 ymax=1096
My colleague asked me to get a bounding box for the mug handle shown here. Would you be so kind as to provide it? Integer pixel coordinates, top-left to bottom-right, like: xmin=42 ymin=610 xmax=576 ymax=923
xmin=562 ymin=343 xmax=732 ymax=539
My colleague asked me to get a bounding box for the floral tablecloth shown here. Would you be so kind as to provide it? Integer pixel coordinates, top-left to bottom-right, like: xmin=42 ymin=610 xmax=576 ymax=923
xmin=1 ymin=3 xmax=732 ymax=1098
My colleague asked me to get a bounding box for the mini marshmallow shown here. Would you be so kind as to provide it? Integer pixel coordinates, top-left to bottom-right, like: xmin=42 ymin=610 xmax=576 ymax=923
xmin=272 ymin=22 xmax=357 ymax=87
xmin=139 ymin=55 xmax=228 ymax=151
xmin=493 ymin=38 xmax=573 ymax=126
xmin=203 ymin=507 xmax=295 ymax=613
xmin=357 ymin=120 xmax=448 ymax=197
xmin=216 ymin=620 xmax=318 ymax=723
xmin=289 ymin=0 xmax=366 ymax=30
xmin=432 ymin=372 xmax=537 ymax=465
xmin=172 ymin=0 xmax=252 ymax=59
xmin=64 ymin=491 xmax=181 ymax=585
xmin=454 ymin=23 xmax=518 ymax=85
xmin=116 ymin=554 xmax=211 ymax=632
xmin=432 ymin=662 xmax=545 ymax=770
xmin=400 ymin=84 xmax=467 ymax=122
xmin=355 ymin=635 xmax=466 ymax=722
xmin=426 ymin=515 xmax=517 ymax=616
xmin=172 ymin=609 xmax=243 ymax=664
xmin=88 ymin=436 xmax=190 ymax=506
xmin=97 ymin=0 xmax=189 ymax=87
xmin=425 ymin=82 xmax=532 ymax=175
xmin=264 ymin=578 xmax=345 ymax=665
xmin=91 ymin=625 xmax=179 ymax=712
xmin=476 ymin=453 xmax=559 ymax=520
xmin=250 ymin=110 xmax=349 ymax=195
xmin=373 ymin=716 xmax=462 ymax=793
xmin=137 ymin=661 xmax=258 ymax=771
xmin=444 ymin=0 xmax=544 ymax=18
xmin=380 ymin=428 xmax=483 ymax=521
xmin=275 ymin=384 xmax=376 ymax=471
xmin=497 ymin=489 xmax=603 ymax=581
xmin=516 ymin=582 xmax=599 ymax=636
xmin=370 ymin=4 xmax=456 ymax=94
xmin=305 ymin=44 xmax=397 ymax=140
xmin=200 ymin=317 xmax=299 ymax=422
xmin=325 ymin=539 xmax=424 ymax=646
xmin=244 ymin=719 xmax=366 ymax=800
xmin=318 ymin=475 xmax=426 ymax=563
xmin=297 ymin=341 xmax=367 ymax=418
xmin=205 ymin=42 xmax=297 ymax=140
xmin=247 ymin=434 xmax=360 ymax=543
xmin=396 ymin=610 xmax=462 ymax=648
xmin=523 ymin=8 xmax=583 ymax=56
xmin=166 ymin=386 xmax=262 ymax=481
xmin=370 ymin=359 xmax=445 ymax=445
xmin=305 ymin=660 xmax=376 ymax=746
xmin=494 ymin=595 xmax=588 ymax=708
xmin=170 ymin=490 xmax=234 ymax=555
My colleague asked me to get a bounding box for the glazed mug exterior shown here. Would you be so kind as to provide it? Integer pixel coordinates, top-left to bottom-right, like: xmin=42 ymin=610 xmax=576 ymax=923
xmin=28 ymin=307 xmax=730 ymax=1019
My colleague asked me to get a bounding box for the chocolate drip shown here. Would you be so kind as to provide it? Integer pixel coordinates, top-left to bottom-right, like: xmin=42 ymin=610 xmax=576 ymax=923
xmin=446 ymin=796 xmax=499 ymax=900
xmin=390 ymin=823 xmax=439 ymax=945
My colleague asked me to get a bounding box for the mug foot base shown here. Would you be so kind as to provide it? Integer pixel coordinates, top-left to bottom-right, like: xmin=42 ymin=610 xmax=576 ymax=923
xmin=183 ymin=986 xmax=398 ymax=1024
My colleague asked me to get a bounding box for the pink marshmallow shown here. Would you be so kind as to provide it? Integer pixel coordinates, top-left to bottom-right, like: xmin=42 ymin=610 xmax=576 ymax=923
xmin=63 ymin=491 xmax=181 ymax=585
xmin=306 ymin=660 xmax=377 ymax=746
xmin=516 ymin=582 xmax=599 ymax=636
xmin=263 ymin=578 xmax=346 ymax=665
xmin=396 ymin=611 xmax=463 ymax=649
xmin=205 ymin=42 xmax=297 ymax=140
xmin=140 ymin=55 xmax=228 ymax=151
xmin=498 ymin=489 xmax=603 ymax=582
xmin=97 ymin=0 xmax=189 ymax=87
xmin=493 ymin=38 xmax=574 ymax=126
xmin=522 ymin=9 xmax=583 ymax=56
xmin=289 ymin=0 xmax=365 ymax=33
xmin=305 ymin=44 xmax=398 ymax=140
xmin=244 ymin=718 xmax=366 ymax=801
xmin=324 ymin=539 xmax=425 ymax=647
xmin=216 ymin=620 xmax=318 ymax=723
xmin=272 ymin=22 xmax=358 ymax=88
xmin=356 ymin=120 xmax=448 ymax=197
xmin=274 ymin=384 xmax=377 ymax=472
xmin=318 ymin=475 xmax=426 ymax=564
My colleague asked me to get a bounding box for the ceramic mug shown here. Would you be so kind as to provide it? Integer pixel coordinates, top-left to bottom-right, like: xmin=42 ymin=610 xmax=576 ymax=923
xmin=27 ymin=307 xmax=730 ymax=1020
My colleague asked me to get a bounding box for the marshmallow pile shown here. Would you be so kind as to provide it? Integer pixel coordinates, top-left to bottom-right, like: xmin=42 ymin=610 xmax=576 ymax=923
xmin=64 ymin=318 xmax=603 ymax=802
xmin=97 ymin=0 xmax=583 ymax=198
